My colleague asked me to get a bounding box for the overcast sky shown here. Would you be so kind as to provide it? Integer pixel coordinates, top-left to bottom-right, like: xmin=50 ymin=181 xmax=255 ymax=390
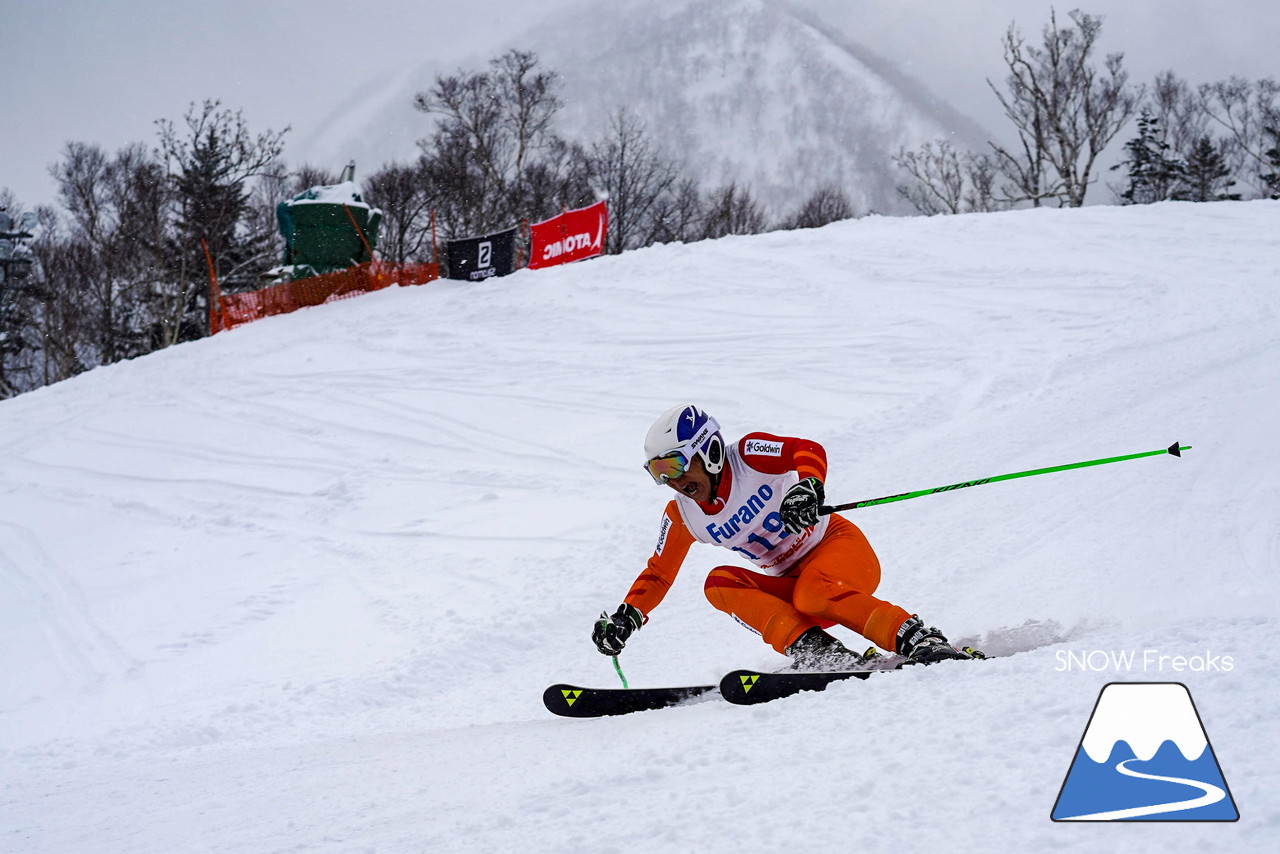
xmin=2 ymin=0 xmax=1277 ymax=210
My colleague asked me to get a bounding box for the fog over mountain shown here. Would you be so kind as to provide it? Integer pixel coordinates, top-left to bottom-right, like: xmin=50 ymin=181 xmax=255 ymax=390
xmin=299 ymin=0 xmax=991 ymax=216
xmin=6 ymin=1 xmax=1276 ymax=211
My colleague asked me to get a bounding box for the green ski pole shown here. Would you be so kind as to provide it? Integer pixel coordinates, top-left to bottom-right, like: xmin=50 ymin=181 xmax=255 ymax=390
xmin=820 ymin=441 xmax=1190 ymax=514
xmin=611 ymin=655 xmax=629 ymax=689
xmin=596 ymin=610 xmax=631 ymax=688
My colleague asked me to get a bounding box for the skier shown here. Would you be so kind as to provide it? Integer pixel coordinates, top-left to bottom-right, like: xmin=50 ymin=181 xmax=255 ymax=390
xmin=592 ymin=404 xmax=978 ymax=670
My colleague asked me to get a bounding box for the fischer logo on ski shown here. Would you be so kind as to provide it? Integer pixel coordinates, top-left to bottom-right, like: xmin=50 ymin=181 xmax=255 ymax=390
xmin=543 ymin=683 xmax=717 ymax=717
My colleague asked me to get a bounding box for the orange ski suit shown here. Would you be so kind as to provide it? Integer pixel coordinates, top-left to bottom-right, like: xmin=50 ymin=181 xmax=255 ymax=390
xmin=624 ymin=433 xmax=913 ymax=654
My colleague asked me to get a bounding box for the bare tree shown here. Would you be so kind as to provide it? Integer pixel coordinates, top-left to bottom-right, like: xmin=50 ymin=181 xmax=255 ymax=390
xmin=988 ymin=9 xmax=1142 ymax=207
xmin=110 ymin=143 xmax=179 ymax=352
xmin=895 ymin=141 xmax=966 ymax=215
xmin=588 ymin=108 xmax=680 ymax=253
xmin=241 ymin=159 xmax=292 ymax=281
xmin=779 ymin=185 xmax=855 ymax=229
xmin=962 ymin=152 xmax=1003 ymax=212
xmin=520 ymin=136 xmax=595 ymax=226
xmin=27 ymin=226 xmax=91 ymax=388
xmin=894 ymin=141 xmax=1006 ymax=215
xmin=1199 ymin=77 xmax=1280 ymax=198
xmin=416 ymin=49 xmax=564 ymax=234
xmin=363 ymin=160 xmax=437 ymax=265
xmin=420 ymin=125 xmax=490 ymax=240
xmin=4 ymin=102 xmax=284 ymax=397
xmin=649 ymin=177 xmax=704 ymax=244
xmin=50 ymin=142 xmax=137 ymax=365
xmin=701 ymin=183 xmax=767 ymax=239
xmin=290 ymin=164 xmax=340 ymax=194
xmin=1150 ymin=71 xmax=1210 ymax=160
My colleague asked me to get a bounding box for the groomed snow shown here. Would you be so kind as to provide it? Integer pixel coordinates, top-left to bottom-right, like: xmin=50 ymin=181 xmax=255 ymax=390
xmin=2 ymin=201 xmax=1278 ymax=852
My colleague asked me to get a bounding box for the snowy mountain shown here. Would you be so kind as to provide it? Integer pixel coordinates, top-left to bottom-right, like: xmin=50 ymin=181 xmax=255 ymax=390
xmin=298 ymin=0 xmax=990 ymax=216
xmin=4 ymin=200 xmax=1279 ymax=851
xmin=1082 ymin=683 xmax=1208 ymax=763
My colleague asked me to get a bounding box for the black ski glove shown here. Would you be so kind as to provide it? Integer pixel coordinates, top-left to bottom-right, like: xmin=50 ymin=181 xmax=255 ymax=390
xmin=592 ymin=603 xmax=643 ymax=655
xmin=779 ymin=476 xmax=825 ymax=534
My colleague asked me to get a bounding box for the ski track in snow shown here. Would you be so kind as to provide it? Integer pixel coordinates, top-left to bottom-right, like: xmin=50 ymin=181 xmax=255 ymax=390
xmin=1062 ymin=758 xmax=1227 ymax=821
xmin=2 ymin=201 xmax=1278 ymax=853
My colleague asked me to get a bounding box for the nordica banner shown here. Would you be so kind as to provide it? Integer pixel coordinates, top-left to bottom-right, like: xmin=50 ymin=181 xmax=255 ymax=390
xmin=445 ymin=227 xmax=517 ymax=281
xmin=528 ymin=200 xmax=608 ymax=270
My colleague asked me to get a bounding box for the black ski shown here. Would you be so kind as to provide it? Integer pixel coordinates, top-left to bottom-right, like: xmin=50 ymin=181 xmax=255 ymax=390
xmin=721 ymin=647 xmax=986 ymax=705
xmin=720 ymin=658 xmax=907 ymax=705
xmin=542 ymin=683 xmax=718 ymax=718
xmin=545 ymin=649 xmax=984 ymax=716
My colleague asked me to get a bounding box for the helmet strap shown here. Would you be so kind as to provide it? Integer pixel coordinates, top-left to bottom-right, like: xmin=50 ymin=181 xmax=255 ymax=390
xmin=708 ymin=466 xmax=723 ymax=499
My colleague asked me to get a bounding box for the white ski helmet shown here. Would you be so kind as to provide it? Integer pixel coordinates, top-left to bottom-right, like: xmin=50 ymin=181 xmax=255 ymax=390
xmin=643 ymin=404 xmax=726 ymax=484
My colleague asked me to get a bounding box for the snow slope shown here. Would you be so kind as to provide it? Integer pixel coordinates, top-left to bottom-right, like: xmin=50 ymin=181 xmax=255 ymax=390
xmin=3 ymin=201 xmax=1279 ymax=852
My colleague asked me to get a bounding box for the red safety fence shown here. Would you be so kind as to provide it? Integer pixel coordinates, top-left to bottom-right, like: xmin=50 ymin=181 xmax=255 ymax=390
xmin=210 ymin=261 xmax=439 ymax=334
xmin=205 ymin=197 xmax=610 ymax=335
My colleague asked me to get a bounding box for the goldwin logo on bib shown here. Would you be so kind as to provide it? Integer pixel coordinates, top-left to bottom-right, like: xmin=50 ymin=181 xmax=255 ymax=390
xmin=743 ymin=440 xmax=783 ymax=457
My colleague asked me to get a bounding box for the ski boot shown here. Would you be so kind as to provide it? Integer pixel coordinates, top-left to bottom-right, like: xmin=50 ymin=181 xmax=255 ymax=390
xmin=896 ymin=616 xmax=981 ymax=665
xmin=785 ymin=627 xmax=870 ymax=672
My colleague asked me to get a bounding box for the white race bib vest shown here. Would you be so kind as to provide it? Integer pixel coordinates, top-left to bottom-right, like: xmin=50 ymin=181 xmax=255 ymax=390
xmin=674 ymin=445 xmax=829 ymax=576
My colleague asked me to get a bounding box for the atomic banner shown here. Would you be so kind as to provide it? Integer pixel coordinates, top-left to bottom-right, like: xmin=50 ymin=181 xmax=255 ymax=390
xmin=528 ymin=200 xmax=608 ymax=270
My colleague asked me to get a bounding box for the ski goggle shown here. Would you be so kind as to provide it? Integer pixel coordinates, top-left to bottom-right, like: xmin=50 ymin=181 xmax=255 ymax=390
xmin=644 ymin=450 xmax=691 ymax=485
xmin=644 ymin=420 xmax=715 ymax=485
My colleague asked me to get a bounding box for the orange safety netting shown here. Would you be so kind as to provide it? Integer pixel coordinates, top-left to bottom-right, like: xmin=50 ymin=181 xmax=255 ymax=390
xmin=211 ymin=261 xmax=439 ymax=334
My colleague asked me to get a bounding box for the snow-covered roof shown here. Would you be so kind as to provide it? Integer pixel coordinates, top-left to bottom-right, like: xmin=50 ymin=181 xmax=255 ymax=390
xmin=287 ymin=180 xmax=370 ymax=209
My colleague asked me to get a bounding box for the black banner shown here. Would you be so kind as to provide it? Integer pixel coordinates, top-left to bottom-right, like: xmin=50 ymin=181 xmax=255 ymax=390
xmin=445 ymin=227 xmax=517 ymax=281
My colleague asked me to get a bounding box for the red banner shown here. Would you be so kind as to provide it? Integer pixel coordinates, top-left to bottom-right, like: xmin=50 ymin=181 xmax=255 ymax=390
xmin=528 ymin=200 xmax=608 ymax=270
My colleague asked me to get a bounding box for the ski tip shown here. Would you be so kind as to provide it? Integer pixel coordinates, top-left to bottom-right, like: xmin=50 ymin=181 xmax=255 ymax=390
xmin=1167 ymin=442 xmax=1191 ymax=457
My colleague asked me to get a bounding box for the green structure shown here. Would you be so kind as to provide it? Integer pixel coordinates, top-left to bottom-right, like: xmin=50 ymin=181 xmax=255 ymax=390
xmin=275 ymin=181 xmax=382 ymax=281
